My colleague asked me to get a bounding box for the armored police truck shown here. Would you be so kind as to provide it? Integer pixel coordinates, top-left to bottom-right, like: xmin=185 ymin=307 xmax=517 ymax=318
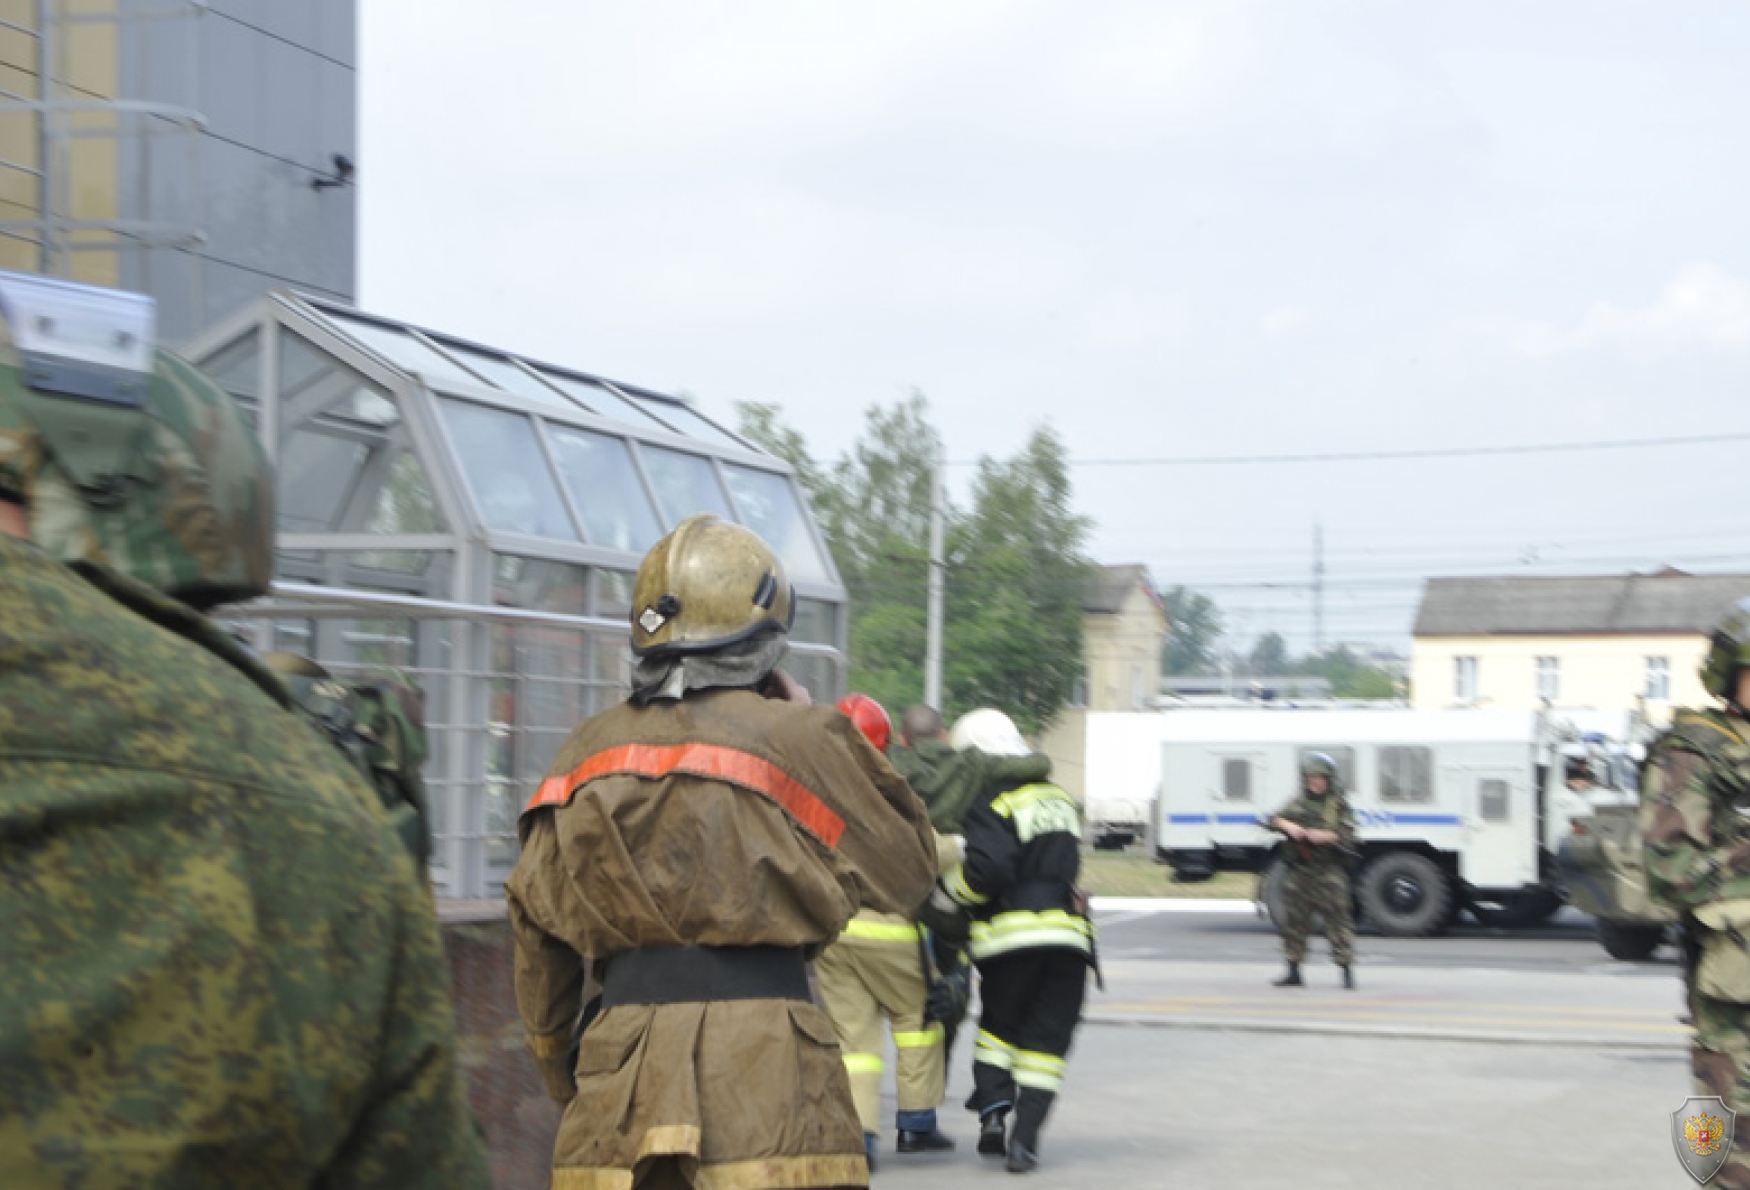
xmin=1087 ymin=708 xmax=1620 ymax=936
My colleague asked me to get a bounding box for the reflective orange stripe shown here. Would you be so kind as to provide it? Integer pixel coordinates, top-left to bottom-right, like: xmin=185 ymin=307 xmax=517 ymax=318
xmin=524 ymin=743 xmax=845 ymax=847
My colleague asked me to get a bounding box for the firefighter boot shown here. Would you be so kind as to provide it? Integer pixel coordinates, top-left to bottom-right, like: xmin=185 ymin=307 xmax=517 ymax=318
xmin=1273 ymin=962 xmax=1303 ymax=987
xmin=896 ymin=1109 xmax=956 ymax=1153
xmin=1006 ymin=1088 xmax=1052 ymax=1174
xmin=978 ymin=1108 xmax=1009 ymax=1157
xmin=1342 ymin=965 xmax=1356 ymax=990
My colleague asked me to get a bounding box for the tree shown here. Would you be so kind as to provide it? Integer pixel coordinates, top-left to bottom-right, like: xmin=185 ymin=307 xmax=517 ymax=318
xmin=1248 ymin=631 xmax=1291 ymax=677
xmin=736 ymin=399 xmax=1094 ymax=733
xmin=1161 ymin=587 xmax=1224 ymax=675
xmin=1295 ymin=645 xmax=1402 ymax=700
xmin=944 ymin=427 xmax=1093 ymax=736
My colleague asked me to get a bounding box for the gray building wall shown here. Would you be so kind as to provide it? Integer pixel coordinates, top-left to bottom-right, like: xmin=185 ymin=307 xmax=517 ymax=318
xmin=117 ymin=0 xmax=356 ymax=344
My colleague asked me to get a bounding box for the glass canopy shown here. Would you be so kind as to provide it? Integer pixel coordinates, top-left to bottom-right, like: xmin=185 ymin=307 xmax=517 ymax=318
xmin=185 ymin=291 xmax=846 ymax=899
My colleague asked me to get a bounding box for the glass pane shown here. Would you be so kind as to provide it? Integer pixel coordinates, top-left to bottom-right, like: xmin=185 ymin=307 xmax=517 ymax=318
xmin=492 ymin=554 xmax=588 ymax=614
xmin=328 ymin=314 xmax=491 ymax=391
xmin=440 ymin=345 xmax=574 ymax=410
xmin=438 ymin=399 xmax=577 ymax=540
xmin=546 ymin=425 xmax=664 ymax=553
xmin=721 ymin=464 xmax=830 ymax=583
xmin=1480 ymin=779 xmax=1510 ymax=822
xmin=200 ymin=329 xmax=260 ymax=402
xmin=537 ymin=372 xmax=675 ymax=432
xmin=1380 ymin=746 xmax=1433 ymax=803
xmin=629 ymin=392 xmax=747 ymax=449
xmin=279 ymin=428 xmax=365 ymax=533
xmin=1222 ymin=758 xmax=1251 ymax=801
xmin=592 ymin=633 xmax=631 ymax=714
xmin=365 ymin=449 xmax=445 ymax=534
xmin=346 ymin=549 xmax=433 ymax=576
xmin=640 ymin=445 xmax=732 ymax=525
xmin=596 ymin=569 xmax=635 ymax=619
xmin=781 ymin=651 xmax=840 ymax=704
xmin=791 ymin=598 xmax=837 ymax=646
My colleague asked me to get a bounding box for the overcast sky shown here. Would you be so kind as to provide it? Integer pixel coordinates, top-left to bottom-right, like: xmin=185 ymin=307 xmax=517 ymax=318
xmin=358 ymin=2 xmax=1750 ymax=655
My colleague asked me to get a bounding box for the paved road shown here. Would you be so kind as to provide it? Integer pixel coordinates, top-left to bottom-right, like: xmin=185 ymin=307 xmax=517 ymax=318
xmin=860 ymin=903 xmax=1697 ymax=1187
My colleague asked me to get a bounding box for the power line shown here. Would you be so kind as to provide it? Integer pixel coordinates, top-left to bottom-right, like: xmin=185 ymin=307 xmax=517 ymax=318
xmin=947 ymin=430 xmax=1750 ymax=468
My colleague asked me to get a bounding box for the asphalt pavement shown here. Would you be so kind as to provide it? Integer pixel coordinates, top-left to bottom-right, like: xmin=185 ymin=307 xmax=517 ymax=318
xmin=862 ymin=901 xmax=1698 ymax=1188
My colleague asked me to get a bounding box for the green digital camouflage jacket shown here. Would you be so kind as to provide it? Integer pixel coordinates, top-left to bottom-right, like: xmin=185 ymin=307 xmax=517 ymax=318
xmin=1268 ymin=789 xmax=1360 ymax=871
xmin=1640 ymin=707 xmax=1750 ymax=912
xmin=0 ymin=534 xmax=488 ymax=1187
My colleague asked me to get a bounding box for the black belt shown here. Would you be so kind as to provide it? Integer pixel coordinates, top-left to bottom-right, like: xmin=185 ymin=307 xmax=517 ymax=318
xmin=600 ymin=944 xmax=811 ymax=1009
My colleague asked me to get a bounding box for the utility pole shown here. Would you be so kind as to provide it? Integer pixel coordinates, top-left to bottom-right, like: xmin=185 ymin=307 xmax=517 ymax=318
xmin=1312 ymin=522 xmax=1325 ymax=655
xmin=923 ymin=439 xmax=946 ymax=708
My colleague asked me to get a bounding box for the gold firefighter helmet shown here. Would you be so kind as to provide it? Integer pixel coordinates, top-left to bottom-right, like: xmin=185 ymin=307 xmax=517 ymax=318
xmin=630 ymin=513 xmax=795 ymax=658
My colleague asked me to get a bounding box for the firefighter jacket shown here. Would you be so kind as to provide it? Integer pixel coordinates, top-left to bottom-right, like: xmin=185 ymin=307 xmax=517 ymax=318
xmin=944 ymin=778 xmax=1094 ymax=965
xmin=506 ymin=687 xmax=938 ymax=1188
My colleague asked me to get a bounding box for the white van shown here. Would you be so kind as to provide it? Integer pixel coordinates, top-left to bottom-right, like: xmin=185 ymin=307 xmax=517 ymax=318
xmin=1085 ymin=708 xmax=1606 ymax=935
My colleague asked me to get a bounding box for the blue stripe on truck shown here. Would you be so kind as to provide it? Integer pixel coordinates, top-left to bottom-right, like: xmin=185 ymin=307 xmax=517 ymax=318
xmin=1166 ymin=812 xmax=1465 ymax=827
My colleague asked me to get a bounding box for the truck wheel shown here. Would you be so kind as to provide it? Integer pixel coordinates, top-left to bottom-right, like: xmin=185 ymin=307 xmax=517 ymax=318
xmin=1359 ymin=852 xmax=1453 ymax=937
xmin=1597 ymin=920 xmax=1664 ymax=962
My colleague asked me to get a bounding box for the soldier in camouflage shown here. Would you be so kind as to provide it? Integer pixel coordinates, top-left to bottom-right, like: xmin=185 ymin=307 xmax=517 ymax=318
xmin=0 ymin=272 xmax=487 ymax=1187
xmin=1642 ymin=598 xmax=1750 ymax=1190
xmin=1266 ymin=752 xmax=1360 ymax=990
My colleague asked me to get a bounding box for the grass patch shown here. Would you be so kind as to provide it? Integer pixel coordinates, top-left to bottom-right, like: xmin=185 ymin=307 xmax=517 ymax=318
xmin=1080 ymin=852 xmax=1258 ymax=900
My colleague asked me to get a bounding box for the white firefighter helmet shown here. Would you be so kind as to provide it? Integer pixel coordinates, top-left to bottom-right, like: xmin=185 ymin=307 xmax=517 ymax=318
xmin=948 ymin=708 xmax=1030 ymax=757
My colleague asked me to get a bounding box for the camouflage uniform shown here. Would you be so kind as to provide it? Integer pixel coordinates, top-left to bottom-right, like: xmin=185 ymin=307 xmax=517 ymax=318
xmin=1268 ymin=786 xmax=1358 ymax=967
xmin=0 ymin=536 xmax=489 ymax=1187
xmin=1641 ymin=708 xmax=1750 ymax=1190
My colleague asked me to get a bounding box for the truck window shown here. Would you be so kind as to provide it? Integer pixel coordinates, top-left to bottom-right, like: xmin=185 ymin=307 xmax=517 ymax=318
xmin=1479 ymin=778 xmax=1510 ymax=821
xmin=1222 ymin=758 xmax=1251 ymax=801
xmin=1297 ymin=746 xmax=1355 ymax=790
xmin=1379 ymin=746 xmax=1432 ymax=803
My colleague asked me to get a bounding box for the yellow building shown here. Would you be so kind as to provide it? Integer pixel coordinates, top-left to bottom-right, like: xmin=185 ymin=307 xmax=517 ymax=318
xmin=1409 ymin=572 xmax=1750 ymax=724
xmin=1039 ymin=564 xmax=1169 ymax=806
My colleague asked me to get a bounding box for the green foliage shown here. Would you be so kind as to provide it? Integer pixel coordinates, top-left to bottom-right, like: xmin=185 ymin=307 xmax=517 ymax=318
xmin=1161 ymin=586 xmax=1224 ymax=675
xmin=1248 ymin=630 xmax=1290 ymax=676
xmin=734 ymin=397 xmax=1093 ymax=734
xmin=1293 ymin=645 xmax=1402 ymax=699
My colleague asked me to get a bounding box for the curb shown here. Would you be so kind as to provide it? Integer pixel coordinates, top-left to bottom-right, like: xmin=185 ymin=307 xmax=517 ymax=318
xmin=1091 ymin=897 xmax=1257 ymax=914
xmin=1080 ymin=1011 xmax=1682 ymax=1052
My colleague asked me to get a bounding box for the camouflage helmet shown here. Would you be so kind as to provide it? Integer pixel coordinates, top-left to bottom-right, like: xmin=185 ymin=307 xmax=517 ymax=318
xmin=630 ymin=513 xmax=794 ymax=658
xmin=1701 ymin=597 xmax=1750 ymax=703
xmin=1301 ymin=751 xmax=1339 ymax=781
xmin=0 ymin=274 xmax=273 ymax=609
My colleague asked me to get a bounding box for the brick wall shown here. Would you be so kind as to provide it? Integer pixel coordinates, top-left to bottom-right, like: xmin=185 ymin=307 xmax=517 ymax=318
xmin=440 ymin=904 xmax=559 ymax=1189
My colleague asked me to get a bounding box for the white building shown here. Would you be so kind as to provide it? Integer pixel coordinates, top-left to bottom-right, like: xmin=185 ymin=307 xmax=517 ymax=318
xmin=1409 ymin=571 xmax=1750 ymax=724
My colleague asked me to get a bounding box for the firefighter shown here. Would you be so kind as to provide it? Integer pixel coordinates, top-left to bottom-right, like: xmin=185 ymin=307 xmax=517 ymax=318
xmin=506 ymin=514 xmax=938 ymax=1189
xmin=918 ymin=708 xmax=1094 ymax=1175
xmin=815 ymin=694 xmax=958 ymax=1171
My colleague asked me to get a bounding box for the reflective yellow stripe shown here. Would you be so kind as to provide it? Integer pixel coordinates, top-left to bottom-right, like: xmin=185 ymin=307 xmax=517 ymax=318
xmin=893 ymin=1023 xmax=944 ymax=1048
xmin=991 ymin=783 xmax=1062 ymax=818
xmin=842 ymin=918 xmax=922 ymax=942
xmin=1014 ymin=1049 xmax=1067 ymax=1075
xmin=975 ymin=1028 xmax=1016 ymax=1069
xmin=947 ymin=864 xmax=989 ymax=907
xmin=842 ymin=1052 xmax=884 ymax=1075
xmin=969 ymin=909 xmax=1094 ymax=962
xmin=979 ymin=909 xmax=1095 ymax=939
xmin=1014 ymin=1066 xmax=1065 ymax=1092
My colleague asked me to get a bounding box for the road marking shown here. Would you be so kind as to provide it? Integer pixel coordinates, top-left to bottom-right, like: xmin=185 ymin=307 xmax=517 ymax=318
xmin=1092 ymin=897 xmax=1257 ymax=914
xmin=1093 ymin=1000 xmax=1683 ymax=1035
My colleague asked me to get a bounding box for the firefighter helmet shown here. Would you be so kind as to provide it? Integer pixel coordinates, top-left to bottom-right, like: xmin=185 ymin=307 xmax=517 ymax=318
xmin=948 ymin=707 xmax=1030 ymax=758
xmin=630 ymin=513 xmax=795 ymax=658
xmin=836 ymin=692 xmax=892 ymax=753
xmin=1701 ymin=597 xmax=1750 ymax=703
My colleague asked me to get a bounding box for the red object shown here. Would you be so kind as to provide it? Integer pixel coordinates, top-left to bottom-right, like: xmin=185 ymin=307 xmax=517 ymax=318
xmin=524 ymin=742 xmax=846 ymax=847
xmin=836 ymin=692 xmax=892 ymax=753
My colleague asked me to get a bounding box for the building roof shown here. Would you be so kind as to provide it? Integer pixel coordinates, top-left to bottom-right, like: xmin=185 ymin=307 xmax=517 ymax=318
xmin=1086 ymin=564 xmax=1156 ymax=615
xmin=1413 ymin=572 xmax=1750 ymax=637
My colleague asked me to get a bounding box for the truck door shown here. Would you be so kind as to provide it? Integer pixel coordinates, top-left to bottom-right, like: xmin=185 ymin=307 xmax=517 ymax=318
xmin=1447 ymin=765 xmax=1536 ymax=888
xmin=1208 ymin=748 xmax=1269 ymax=847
